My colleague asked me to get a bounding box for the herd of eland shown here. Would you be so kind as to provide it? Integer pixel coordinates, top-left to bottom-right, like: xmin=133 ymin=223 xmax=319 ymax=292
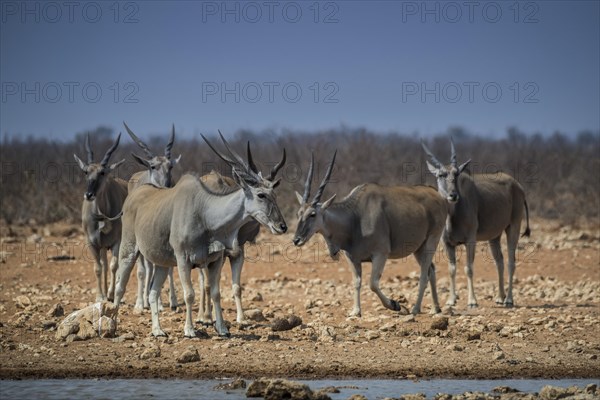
xmin=73 ymin=125 xmax=531 ymax=338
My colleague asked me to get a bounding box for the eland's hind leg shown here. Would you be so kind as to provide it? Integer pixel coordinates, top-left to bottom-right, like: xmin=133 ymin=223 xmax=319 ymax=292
xmin=427 ymin=263 xmax=441 ymax=314
xmin=149 ymin=266 xmax=169 ymax=337
xmin=489 ymin=237 xmax=506 ymax=304
xmin=414 ymin=237 xmax=441 ymax=314
xmin=134 ymin=256 xmax=146 ymax=312
xmin=113 ymin=233 xmax=139 ymax=307
xmin=196 ymin=268 xmax=212 ymax=325
xmin=107 ymin=243 xmax=120 ymax=301
xmin=504 ymin=225 xmax=521 ymax=307
xmin=370 ymin=253 xmax=404 ymax=313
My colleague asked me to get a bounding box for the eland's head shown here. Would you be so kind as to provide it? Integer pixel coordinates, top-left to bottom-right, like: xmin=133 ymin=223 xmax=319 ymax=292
xmin=422 ymin=138 xmax=471 ymax=203
xmin=74 ymin=133 xmax=125 ymax=201
xmin=124 ymin=122 xmax=181 ymax=188
xmin=293 ymin=151 xmax=337 ymax=247
xmin=201 ymin=131 xmax=288 ymax=235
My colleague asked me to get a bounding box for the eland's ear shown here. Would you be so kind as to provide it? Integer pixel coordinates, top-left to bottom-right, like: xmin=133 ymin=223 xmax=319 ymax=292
xmin=109 ymin=159 xmax=126 ymax=171
xmin=295 ymin=191 xmax=304 ymax=205
xmin=321 ymin=194 xmax=337 ymax=209
xmin=426 ymin=160 xmax=439 ymax=176
xmin=172 ymin=154 xmax=182 ymax=166
xmin=73 ymin=154 xmax=87 ymax=172
xmin=131 ymin=153 xmax=151 ymax=168
xmin=458 ymin=159 xmax=471 ymax=174
xmin=272 ymin=178 xmax=281 ymax=189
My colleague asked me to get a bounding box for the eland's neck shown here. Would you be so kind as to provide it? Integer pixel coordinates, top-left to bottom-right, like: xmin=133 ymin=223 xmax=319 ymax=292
xmin=321 ymin=206 xmax=355 ymax=254
xmin=200 ymin=188 xmax=251 ymax=243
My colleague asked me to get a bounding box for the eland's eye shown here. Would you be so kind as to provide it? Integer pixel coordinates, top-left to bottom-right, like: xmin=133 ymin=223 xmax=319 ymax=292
xmin=257 ymin=193 xmax=266 ymax=199
xmin=438 ymin=172 xmax=447 ymax=178
xmin=310 ymin=211 xmax=317 ymax=217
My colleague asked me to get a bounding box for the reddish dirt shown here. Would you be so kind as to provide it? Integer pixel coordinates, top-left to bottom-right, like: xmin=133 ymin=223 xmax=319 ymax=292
xmin=0 ymin=219 xmax=599 ymax=379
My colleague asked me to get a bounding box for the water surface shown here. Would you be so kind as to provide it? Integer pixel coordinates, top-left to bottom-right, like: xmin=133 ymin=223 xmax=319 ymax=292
xmin=1 ymin=378 xmax=597 ymax=399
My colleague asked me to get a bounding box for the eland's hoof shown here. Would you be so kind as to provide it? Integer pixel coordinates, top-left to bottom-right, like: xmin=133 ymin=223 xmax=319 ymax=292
xmin=503 ymin=300 xmax=514 ymax=308
xmin=467 ymin=303 xmax=479 ymax=309
xmin=390 ymin=299 xmax=401 ymax=311
xmin=152 ymin=330 xmax=167 ymax=337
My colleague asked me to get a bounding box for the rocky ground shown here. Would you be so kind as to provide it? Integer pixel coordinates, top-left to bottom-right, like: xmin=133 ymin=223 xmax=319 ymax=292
xmin=0 ymin=219 xmax=599 ymax=382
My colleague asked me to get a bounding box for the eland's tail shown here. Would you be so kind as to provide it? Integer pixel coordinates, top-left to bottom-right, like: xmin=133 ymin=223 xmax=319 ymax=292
xmin=522 ymin=198 xmax=531 ymax=238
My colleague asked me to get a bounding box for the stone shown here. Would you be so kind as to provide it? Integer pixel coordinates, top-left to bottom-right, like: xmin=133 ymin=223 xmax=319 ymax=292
xmin=493 ymin=351 xmax=505 ymax=360
xmin=47 ymin=303 xmax=64 ymax=318
xmin=244 ymin=308 xmax=267 ymax=322
xmin=539 ymin=385 xmax=571 ymax=399
xmin=140 ymin=346 xmax=161 ymax=360
xmin=14 ymin=295 xmax=32 ymax=309
xmin=246 ymin=377 xmax=271 ymax=397
xmin=246 ymin=378 xmax=330 ymax=400
xmin=365 ymin=331 xmax=380 ymax=340
xmin=92 ymin=315 xmax=116 ymax=338
xmin=430 ymin=316 xmax=449 ymax=331
xmin=214 ymin=378 xmax=247 ymax=390
xmin=271 ymin=315 xmax=303 ymax=332
xmin=401 ymin=314 xmax=416 ymax=323
xmin=176 ymin=347 xmax=200 ymax=363
xmin=446 ymin=344 xmax=463 ymax=351
xmin=76 ymin=321 xmax=98 ymax=340
xmin=492 ymin=386 xmax=520 ymax=393
xmin=55 ymin=302 xmax=117 ymax=341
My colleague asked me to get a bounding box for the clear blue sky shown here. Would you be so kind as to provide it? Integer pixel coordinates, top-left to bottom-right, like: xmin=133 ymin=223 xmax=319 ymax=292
xmin=1 ymin=0 xmax=598 ymax=140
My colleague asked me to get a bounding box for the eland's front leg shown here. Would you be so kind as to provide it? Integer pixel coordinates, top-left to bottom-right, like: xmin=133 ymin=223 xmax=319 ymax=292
xmin=207 ymin=257 xmax=230 ymax=337
xmin=345 ymin=255 xmax=363 ymax=317
xmin=177 ymin=261 xmax=196 ymax=338
xmin=465 ymin=241 xmax=478 ymax=308
xmin=230 ymin=250 xmax=247 ymax=323
xmin=89 ymin=246 xmax=106 ymax=301
xmin=445 ymin=243 xmax=458 ymax=306
xmin=167 ymin=268 xmax=177 ymax=311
